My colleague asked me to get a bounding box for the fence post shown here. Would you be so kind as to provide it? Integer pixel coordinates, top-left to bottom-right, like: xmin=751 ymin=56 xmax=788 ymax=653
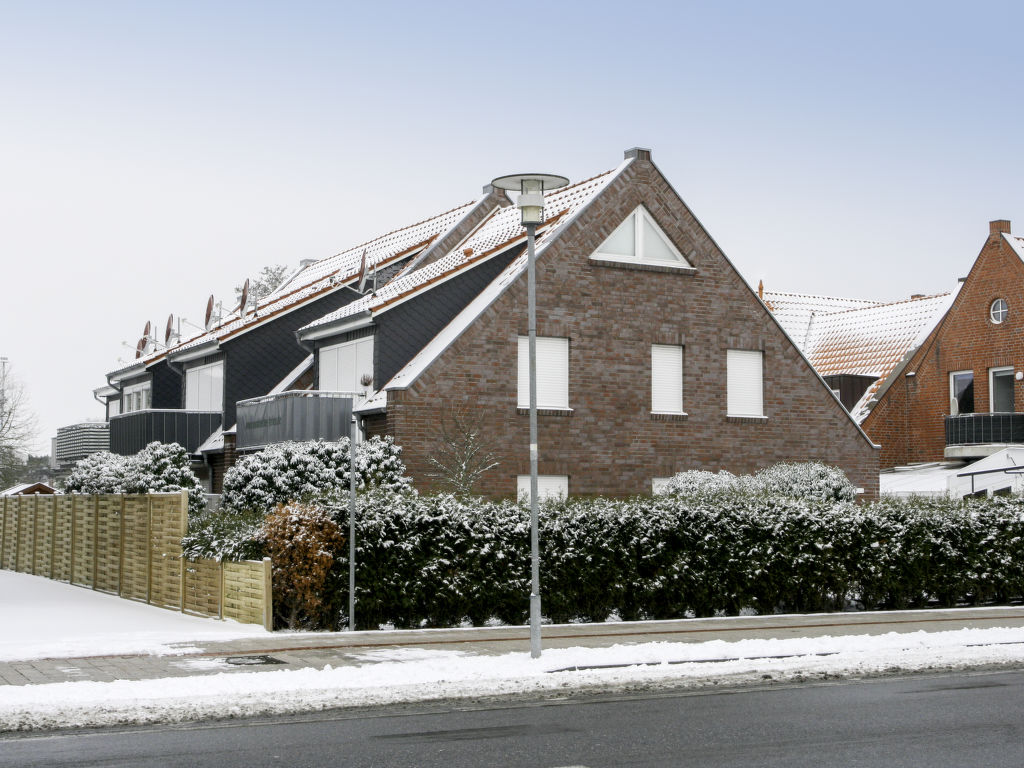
xmin=218 ymin=560 xmax=225 ymax=620
xmin=118 ymin=494 xmax=126 ymax=597
xmin=49 ymin=497 xmax=57 ymax=579
xmin=146 ymin=495 xmax=153 ymax=605
xmin=92 ymin=496 xmax=99 ymax=590
xmin=31 ymin=495 xmax=39 ymax=575
xmin=262 ymin=557 xmax=273 ymax=631
xmin=13 ymin=498 xmax=20 ymax=573
xmin=0 ymin=496 xmax=6 ymax=570
xmin=179 ymin=490 xmax=188 ymax=612
xmin=70 ymin=496 xmax=77 ymax=584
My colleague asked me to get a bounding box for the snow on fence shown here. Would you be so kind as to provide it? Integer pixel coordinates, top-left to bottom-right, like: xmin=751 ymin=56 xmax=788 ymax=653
xmin=0 ymin=491 xmax=272 ymax=630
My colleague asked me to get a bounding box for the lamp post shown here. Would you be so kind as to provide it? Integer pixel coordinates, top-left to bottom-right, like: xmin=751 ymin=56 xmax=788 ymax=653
xmin=491 ymin=173 xmax=569 ymax=658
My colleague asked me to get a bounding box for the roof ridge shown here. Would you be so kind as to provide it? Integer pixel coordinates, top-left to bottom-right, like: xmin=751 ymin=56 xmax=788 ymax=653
xmin=323 ymin=200 xmax=478 ymax=260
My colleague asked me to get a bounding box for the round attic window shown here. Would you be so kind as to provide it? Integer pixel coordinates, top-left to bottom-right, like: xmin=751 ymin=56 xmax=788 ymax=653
xmin=991 ymin=298 xmax=1008 ymax=324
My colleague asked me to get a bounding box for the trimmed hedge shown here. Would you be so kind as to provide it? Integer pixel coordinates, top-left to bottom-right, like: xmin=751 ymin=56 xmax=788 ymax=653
xmin=334 ymin=491 xmax=1024 ymax=630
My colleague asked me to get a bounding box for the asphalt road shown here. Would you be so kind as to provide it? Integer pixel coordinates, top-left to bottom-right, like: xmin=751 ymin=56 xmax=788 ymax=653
xmin=3 ymin=669 xmax=1024 ymax=767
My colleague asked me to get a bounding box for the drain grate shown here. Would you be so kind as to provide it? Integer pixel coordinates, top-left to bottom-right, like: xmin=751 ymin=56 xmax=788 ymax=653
xmin=223 ymin=655 xmax=286 ymax=666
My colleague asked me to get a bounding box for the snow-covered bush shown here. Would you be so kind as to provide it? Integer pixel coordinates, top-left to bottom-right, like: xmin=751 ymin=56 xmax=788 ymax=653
xmin=261 ymin=502 xmax=346 ymax=630
xmin=656 ymin=462 xmax=855 ymax=502
xmin=63 ymin=442 xmax=205 ymax=517
xmin=181 ymin=506 xmax=266 ymax=562
xmin=221 ymin=437 xmax=412 ymax=515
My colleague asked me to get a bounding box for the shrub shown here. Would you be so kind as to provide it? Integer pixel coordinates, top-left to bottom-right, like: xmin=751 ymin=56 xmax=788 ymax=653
xmin=221 ymin=437 xmax=413 ymax=515
xmin=657 ymin=462 xmax=855 ymax=502
xmin=261 ymin=501 xmax=347 ymax=630
xmin=181 ymin=505 xmax=266 ymax=561
xmin=64 ymin=442 xmax=205 ymax=516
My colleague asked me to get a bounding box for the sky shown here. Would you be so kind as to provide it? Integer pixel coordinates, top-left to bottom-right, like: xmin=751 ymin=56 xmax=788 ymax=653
xmin=2 ymin=1 xmax=1023 ymax=453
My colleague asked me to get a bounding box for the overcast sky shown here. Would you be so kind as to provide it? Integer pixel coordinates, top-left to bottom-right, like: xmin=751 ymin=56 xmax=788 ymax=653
xmin=2 ymin=1 xmax=1023 ymax=453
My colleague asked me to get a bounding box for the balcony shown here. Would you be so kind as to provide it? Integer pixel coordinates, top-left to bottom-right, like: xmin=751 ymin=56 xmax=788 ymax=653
xmin=109 ymin=410 xmax=222 ymax=456
xmin=235 ymin=391 xmax=356 ymax=452
xmin=944 ymin=413 xmax=1024 ymax=458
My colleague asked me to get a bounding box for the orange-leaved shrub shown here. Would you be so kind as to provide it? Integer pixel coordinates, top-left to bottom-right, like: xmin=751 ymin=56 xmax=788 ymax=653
xmin=260 ymin=501 xmax=346 ymax=630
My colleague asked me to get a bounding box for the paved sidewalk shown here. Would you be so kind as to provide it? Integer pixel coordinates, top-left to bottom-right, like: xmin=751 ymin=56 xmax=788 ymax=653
xmin=3 ymin=606 xmax=1023 ymax=688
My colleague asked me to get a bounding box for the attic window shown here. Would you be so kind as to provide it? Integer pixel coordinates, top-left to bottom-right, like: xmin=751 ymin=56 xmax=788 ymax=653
xmin=591 ymin=206 xmax=693 ymax=269
xmin=990 ymin=298 xmax=1008 ymax=324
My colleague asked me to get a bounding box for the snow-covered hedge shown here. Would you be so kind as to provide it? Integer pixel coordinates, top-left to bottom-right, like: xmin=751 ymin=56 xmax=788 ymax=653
xmin=63 ymin=442 xmax=205 ymax=517
xmin=657 ymin=462 xmax=856 ymax=502
xmin=221 ymin=437 xmax=412 ymax=515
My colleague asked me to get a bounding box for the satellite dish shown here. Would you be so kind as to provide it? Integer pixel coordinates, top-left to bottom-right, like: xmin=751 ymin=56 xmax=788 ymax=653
xmin=204 ymin=295 xmax=215 ymax=330
xmin=356 ymin=249 xmax=369 ymax=294
xmin=143 ymin=320 xmax=152 ymax=339
xmin=135 ymin=337 xmax=146 ymax=358
xmin=239 ymin=278 xmax=250 ymax=315
xmin=164 ymin=314 xmax=174 ymax=344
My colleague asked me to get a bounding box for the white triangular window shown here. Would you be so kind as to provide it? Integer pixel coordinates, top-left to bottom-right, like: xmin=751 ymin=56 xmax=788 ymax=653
xmin=592 ymin=206 xmax=691 ymax=268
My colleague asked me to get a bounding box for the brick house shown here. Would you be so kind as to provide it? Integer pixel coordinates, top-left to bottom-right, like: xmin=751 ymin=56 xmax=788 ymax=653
xmin=287 ymin=148 xmax=880 ymax=497
xmin=860 ymin=220 xmax=1024 ymax=468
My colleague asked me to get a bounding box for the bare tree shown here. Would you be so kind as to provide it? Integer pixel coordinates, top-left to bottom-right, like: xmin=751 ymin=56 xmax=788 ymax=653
xmin=427 ymin=404 xmax=501 ymax=496
xmin=235 ymin=264 xmax=290 ymax=306
xmin=0 ymin=359 xmax=38 ymax=487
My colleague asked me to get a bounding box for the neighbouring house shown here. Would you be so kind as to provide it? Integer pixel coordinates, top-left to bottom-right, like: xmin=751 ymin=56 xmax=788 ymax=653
xmin=269 ymin=147 xmax=880 ymax=498
xmin=1 ymin=482 xmax=57 ymax=496
xmin=98 ymin=147 xmax=881 ymax=497
xmin=50 ymin=421 xmax=110 ymax=474
xmin=859 ymin=220 xmax=1024 ymax=469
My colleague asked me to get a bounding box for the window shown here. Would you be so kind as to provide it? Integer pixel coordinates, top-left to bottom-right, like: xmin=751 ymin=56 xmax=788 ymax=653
xmin=121 ymin=382 xmax=151 ymax=413
xmin=517 ymin=475 xmax=568 ymax=502
xmin=517 ymin=336 xmax=569 ymax=409
xmin=990 ymin=298 xmax=1008 ymax=324
xmin=107 ymin=398 xmax=121 ymax=418
xmin=185 ymin=361 xmax=224 ymax=411
xmin=949 ymin=370 xmax=974 ymax=415
xmin=990 ymin=367 xmax=1015 ymax=413
xmin=320 ymin=336 xmax=374 ymax=401
xmin=591 ymin=206 xmax=692 ymax=268
xmin=651 ymin=344 xmax=684 ymax=414
xmin=727 ymin=350 xmax=764 ymax=417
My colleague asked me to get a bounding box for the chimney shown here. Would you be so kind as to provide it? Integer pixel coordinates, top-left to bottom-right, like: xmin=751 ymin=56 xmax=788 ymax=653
xmin=624 ymin=147 xmax=652 ymax=162
xmin=758 ymin=279 xmax=764 ymax=299
xmin=990 ymin=220 xmax=1011 ymax=237
xmin=910 ymin=293 xmax=924 ymax=300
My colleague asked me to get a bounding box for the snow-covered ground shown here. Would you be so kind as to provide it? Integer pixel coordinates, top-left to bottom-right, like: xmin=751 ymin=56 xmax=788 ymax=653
xmin=2 ymin=571 xmax=1024 ymax=732
xmin=0 ymin=570 xmax=268 ymax=662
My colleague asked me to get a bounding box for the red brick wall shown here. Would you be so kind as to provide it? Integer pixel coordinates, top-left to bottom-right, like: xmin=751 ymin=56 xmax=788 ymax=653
xmin=863 ymin=224 xmax=1024 ymax=467
xmin=381 ymin=155 xmax=880 ymax=498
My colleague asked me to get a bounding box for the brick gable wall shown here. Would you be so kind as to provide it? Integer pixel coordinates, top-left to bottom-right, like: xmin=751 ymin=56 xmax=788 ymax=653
xmin=862 ymin=225 xmax=1024 ymax=467
xmin=380 ymin=155 xmax=880 ymax=498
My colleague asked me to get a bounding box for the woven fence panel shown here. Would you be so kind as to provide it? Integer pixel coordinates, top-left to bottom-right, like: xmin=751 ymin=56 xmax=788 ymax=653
xmin=52 ymin=496 xmax=74 ymax=582
xmin=71 ymin=496 xmax=95 ymax=587
xmin=33 ymin=496 xmax=56 ymax=578
xmin=120 ymin=495 xmax=150 ymax=602
xmin=183 ymin=559 xmax=222 ymax=618
xmin=222 ymin=560 xmax=268 ymax=626
xmin=94 ymin=495 xmax=122 ymax=594
xmin=15 ymin=500 xmax=34 ymax=575
xmin=0 ymin=499 xmax=15 ymax=570
xmin=148 ymin=494 xmax=186 ymax=609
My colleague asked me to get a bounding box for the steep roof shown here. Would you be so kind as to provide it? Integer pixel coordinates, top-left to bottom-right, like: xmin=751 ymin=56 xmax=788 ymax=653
xmin=107 ymin=200 xmax=481 ymax=378
xmin=763 ymin=289 xmax=955 ymax=422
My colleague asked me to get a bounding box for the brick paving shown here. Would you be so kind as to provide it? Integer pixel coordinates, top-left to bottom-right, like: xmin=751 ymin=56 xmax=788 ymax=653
xmin=2 ymin=606 xmax=1023 ymax=688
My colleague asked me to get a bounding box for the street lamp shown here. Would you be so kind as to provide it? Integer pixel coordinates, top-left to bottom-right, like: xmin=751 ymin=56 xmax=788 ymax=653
xmin=491 ymin=173 xmax=569 ymax=658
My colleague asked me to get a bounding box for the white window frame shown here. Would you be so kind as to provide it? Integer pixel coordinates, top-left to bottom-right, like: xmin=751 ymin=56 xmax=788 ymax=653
xmin=107 ymin=398 xmax=121 ymax=418
xmin=989 ymin=366 xmax=1015 ymax=413
xmin=949 ymin=369 xmax=974 ymax=415
xmin=990 ymin=298 xmax=1008 ymax=324
xmin=651 ymin=344 xmax=684 ymax=414
xmin=319 ymin=336 xmax=375 ymax=403
xmin=184 ymin=360 xmax=224 ymax=412
xmin=121 ymin=382 xmax=151 ymax=414
xmin=517 ymin=475 xmax=568 ymax=503
xmin=726 ymin=349 xmax=764 ymax=418
xmin=517 ymin=336 xmax=569 ymax=410
xmin=590 ymin=205 xmax=693 ymax=269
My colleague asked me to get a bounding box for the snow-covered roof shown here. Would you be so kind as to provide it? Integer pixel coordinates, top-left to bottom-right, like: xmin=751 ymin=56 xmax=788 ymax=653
xmin=1003 ymin=232 xmax=1024 ymax=263
xmin=764 ymin=289 xmax=956 ymax=423
xmin=352 ymin=160 xmax=631 ymax=409
xmin=107 ymin=200 xmax=482 ymax=378
xmin=300 ymin=167 xmax=622 ymax=337
xmin=1 ymin=482 xmax=57 ymax=496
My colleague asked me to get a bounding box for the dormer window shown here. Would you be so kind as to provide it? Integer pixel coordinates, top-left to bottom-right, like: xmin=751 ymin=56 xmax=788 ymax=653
xmin=591 ymin=206 xmax=693 ymax=269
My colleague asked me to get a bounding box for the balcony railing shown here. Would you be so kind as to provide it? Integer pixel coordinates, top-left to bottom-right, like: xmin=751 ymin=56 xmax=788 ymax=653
xmin=109 ymin=409 xmax=222 ymax=456
xmin=235 ymin=390 xmax=357 ymax=451
xmin=945 ymin=412 xmax=1024 ymax=446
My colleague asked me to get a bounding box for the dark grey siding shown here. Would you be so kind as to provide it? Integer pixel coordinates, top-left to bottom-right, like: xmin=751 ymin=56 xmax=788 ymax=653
xmin=373 ymin=249 xmax=521 ymax=385
xmin=220 ymin=287 xmax=361 ymax=428
xmin=150 ymin=362 xmax=181 ymax=408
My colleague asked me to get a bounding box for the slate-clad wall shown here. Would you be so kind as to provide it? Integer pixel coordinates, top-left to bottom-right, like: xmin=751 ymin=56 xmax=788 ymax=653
xmin=862 ymin=222 xmax=1024 ymax=468
xmin=119 ymin=362 xmax=180 ymax=410
xmin=381 ymin=152 xmax=880 ymax=498
xmin=221 ymin=286 xmax=361 ymax=429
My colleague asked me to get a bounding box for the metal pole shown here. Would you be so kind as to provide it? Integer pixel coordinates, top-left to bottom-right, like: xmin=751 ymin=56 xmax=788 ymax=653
xmin=526 ymin=221 xmax=542 ymax=659
xmin=348 ymin=411 xmax=357 ymax=631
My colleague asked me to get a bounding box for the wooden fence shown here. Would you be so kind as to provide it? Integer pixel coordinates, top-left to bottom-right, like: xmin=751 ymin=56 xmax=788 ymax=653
xmin=0 ymin=491 xmax=272 ymax=630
